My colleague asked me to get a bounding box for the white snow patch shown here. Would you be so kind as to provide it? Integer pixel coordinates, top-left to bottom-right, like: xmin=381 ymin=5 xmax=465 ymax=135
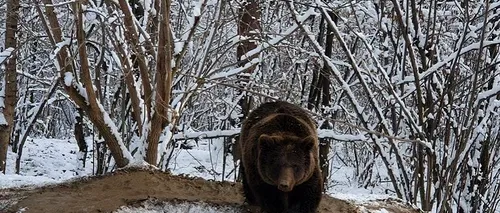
xmin=51 ymin=39 xmax=71 ymax=61
xmin=1 ymin=138 xmax=94 ymax=189
xmin=169 ymin=137 xmax=236 ymax=181
xmin=64 ymin=72 xmax=73 ymax=86
xmin=0 ymin=174 xmax=57 ymax=189
xmin=0 ymin=113 xmax=7 ymax=126
xmin=115 ymin=200 xmax=240 ymax=213
xmin=370 ymin=208 xmax=390 ymax=213
xmin=192 ymin=1 xmax=202 ymax=17
xmin=331 ymin=192 xmax=393 ymax=204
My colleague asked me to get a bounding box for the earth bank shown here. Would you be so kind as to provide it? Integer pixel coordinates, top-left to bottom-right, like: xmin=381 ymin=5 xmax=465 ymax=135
xmin=0 ymin=168 xmax=420 ymax=213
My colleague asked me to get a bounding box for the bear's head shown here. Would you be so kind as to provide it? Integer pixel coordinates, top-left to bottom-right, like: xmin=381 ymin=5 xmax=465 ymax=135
xmin=256 ymin=134 xmax=317 ymax=192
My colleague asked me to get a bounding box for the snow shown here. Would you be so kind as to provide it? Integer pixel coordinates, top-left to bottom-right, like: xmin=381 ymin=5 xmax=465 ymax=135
xmin=192 ymin=1 xmax=202 ymax=17
xmin=157 ymin=125 xmax=173 ymax=168
xmin=0 ymin=48 xmax=15 ymax=65
xmin=208 ymin=8 xmax=317 ymax=80
xmin=63 ymin=72 xmax=73 ymax=87
xmin=51 ymin=39 xmax=71 ymax=61
xmin=0 ymin=113 xmax=7 ymax=126
xmin=318 ymin=130 xmax=367 ymax=141
xmin=39 ymin=0 xmax=77 ymax=7
xmin=399 ymin=40 xmax=500 ymax=85
xmin=73 ymin=81 xmax=89 ymax=103
xmin=332 ymin=192 xmax=392 ymax=204
xmin=115 ymin=200 xmax=240 ymax=213
xmin=209 ymin=57 xmax=260 ymax=80
xmin=173 ymin=129 xmax=366 ymax=142
xmin=96 ymin=102 xmax=136 ymax=165
xmin=1 ymin=138 xmax=94 ymax=188
xmin=476 ymin=78 xmax=500 ymax=105
xmin=173 ymin=129 xmax=239 ymax=140
xmin=0 ymin=174 xmax=57 ymax=189
xmin=168 ymin=137 xmax=236 ymax=181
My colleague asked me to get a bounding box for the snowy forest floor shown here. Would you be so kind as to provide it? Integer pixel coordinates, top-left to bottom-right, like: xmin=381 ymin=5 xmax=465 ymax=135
xmin=0 ymin=138 xmax=421 ymax=212
xmin=1 ymin=168 xmax=419 ymax=213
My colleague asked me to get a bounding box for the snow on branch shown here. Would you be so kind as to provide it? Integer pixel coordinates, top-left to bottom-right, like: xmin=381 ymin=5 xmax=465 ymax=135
xmin=476 ymin=75 xmax=500 ymax=105
xmin=208 ymin=8 xmax=317 ymax=81
xmin=398 ymin=40 xmax=500 ymax=85
xmin=172 ymin=129 xmax=239 ymax=140
xmin=39 ymin=0 xmax=77 ymax=7
xmin=97 ymin=102 xmax=135 ymax=164
xmin=172 ymin=129 xmax=365 ymax=142
xmin=0 ymin=48 xmax=15 ymax=66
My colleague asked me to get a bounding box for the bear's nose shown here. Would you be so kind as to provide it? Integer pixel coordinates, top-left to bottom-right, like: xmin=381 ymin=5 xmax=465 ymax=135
xmin=278 ymin=182 xmax=292 ymax=192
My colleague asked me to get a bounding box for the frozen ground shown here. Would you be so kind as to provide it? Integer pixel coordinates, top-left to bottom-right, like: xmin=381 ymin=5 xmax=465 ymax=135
xmin=2 ymin=138 xmax=94 ymax=188
xmin=1 ymin=137 xmax=402 ymax=212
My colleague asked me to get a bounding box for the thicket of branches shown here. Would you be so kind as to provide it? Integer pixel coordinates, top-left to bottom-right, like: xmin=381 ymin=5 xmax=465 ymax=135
xmin=0 ymin=0 xmax=499 ymax=212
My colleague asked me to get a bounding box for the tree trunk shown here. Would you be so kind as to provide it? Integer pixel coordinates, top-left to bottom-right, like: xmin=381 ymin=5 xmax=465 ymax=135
xmin=234 ymin=0 xmax=261 ymax=181
xmin=307 ymin=12 xmax=336 ymax=190
xmin=75 ymin=108 xmax=88 ymax=168
xmin=236 ymin=0 xmax=261 ymax=118
xmin=117 ymin=0 xmax=153 ymax=116
xmin=0 ymin=0 xmax=20 ymax=173
xmin=145 ymin=0 xmax=173 ymax=165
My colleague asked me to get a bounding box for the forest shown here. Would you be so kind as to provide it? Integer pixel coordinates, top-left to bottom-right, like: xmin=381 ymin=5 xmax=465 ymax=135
xmin=0 ymin=0 xmax=500 ymax=212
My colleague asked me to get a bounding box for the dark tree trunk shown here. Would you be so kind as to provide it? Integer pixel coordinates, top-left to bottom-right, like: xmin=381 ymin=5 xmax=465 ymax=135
xmin=0 ymin=0 xmax=20 ymax=173
xmin=236 ymin=0 xmax=261 ymax=119
xmin=307 ymin=12 xmax=337 ymax=191
xmin=75 ymin=108 xmax=88 ymax=168
xmin=234 ymin=0 xmax=261 ymax=181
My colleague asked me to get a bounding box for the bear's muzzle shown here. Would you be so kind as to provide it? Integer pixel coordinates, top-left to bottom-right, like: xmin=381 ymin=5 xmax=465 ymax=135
xmin=277 ymin=167 xmax=295 ymax=192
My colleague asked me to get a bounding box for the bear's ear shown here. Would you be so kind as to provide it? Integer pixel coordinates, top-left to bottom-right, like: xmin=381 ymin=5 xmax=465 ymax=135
xmin=301 ymin=136 xmax=316 ymax=151
xmin=258 ymin=134 xmax=279 ymax=150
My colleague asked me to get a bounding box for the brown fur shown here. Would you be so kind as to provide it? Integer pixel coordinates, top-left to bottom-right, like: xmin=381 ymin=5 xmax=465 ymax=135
xmin=239 ymin=101 xmax=323 ymax=213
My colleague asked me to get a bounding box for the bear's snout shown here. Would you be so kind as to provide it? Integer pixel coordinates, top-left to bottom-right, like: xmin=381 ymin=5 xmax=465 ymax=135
xmin=277 ymin=167 xmax=295 ymax=192
xmin=278 ymin=182 xmax=291 ymax=192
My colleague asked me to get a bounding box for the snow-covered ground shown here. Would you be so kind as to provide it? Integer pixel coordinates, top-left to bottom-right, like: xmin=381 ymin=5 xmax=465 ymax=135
xmin=115 ymin=200 xmax=242 ymax=213
xmin=2 ymin=138 xmax=94 ymax=188
xmin=1 ymin=137 xmax=397 ymax=212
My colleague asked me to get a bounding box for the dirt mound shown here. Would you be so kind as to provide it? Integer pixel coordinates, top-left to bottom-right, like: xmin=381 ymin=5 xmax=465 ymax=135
xmin=0 ymin=168 xmax=417 ymax=213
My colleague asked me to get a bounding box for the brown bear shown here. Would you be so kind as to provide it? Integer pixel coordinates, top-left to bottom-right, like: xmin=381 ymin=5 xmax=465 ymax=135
xmin=239 ymin=101 xmax=323 ymax=213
